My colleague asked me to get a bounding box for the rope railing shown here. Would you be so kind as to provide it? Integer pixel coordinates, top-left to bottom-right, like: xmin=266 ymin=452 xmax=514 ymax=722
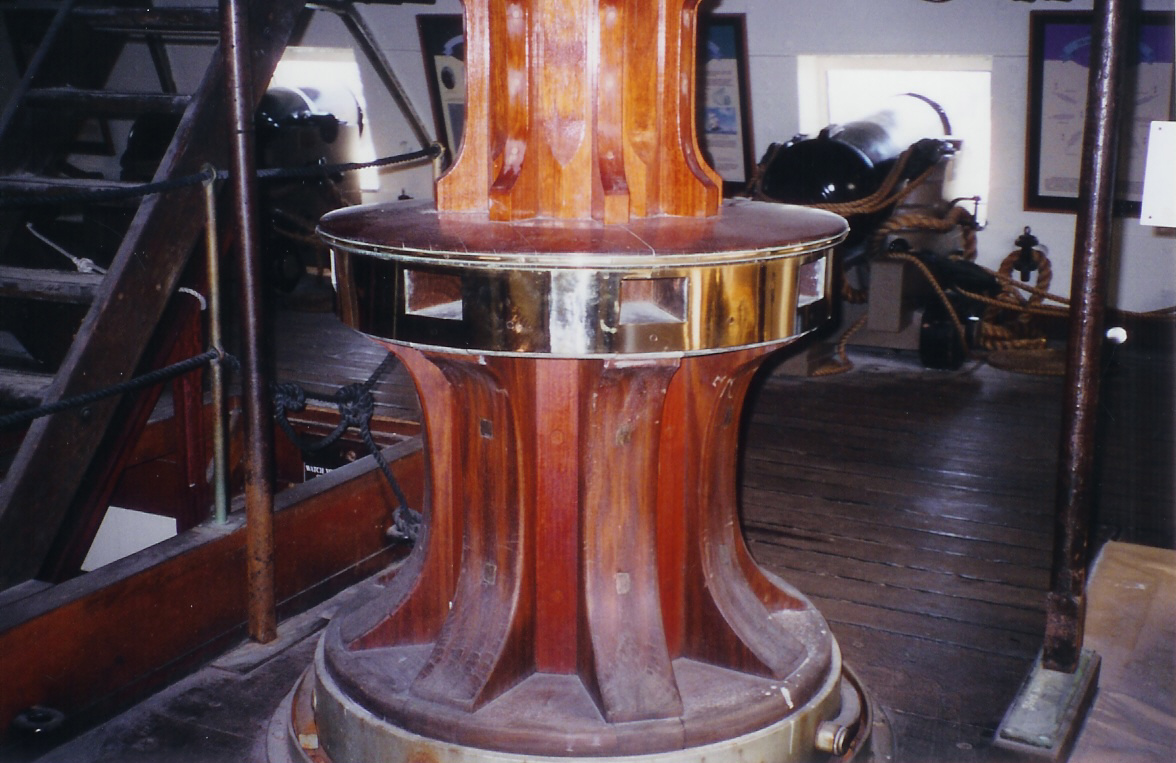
xmin=0 ymin=145 xmax=435 ymax=540
xmin=0 ymin=144 xmax=443 ymax=209
xmin=0 ymin=343 xmax=421 ymax=541
xmin=0 ymin=349 xmax=232 ymax=430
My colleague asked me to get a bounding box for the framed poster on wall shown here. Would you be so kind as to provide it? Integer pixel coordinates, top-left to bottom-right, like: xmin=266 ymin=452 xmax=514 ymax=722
xmin=697 ymin=14 xmax=755 ymax=194
xmin=1026 ymin=11 xmax=1175 ymax=215
xmin=417 ymin=14 xmax=465 ymax=169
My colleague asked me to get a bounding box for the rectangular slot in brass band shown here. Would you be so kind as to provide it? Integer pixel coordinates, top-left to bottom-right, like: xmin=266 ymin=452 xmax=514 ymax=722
xmin=618 ymin=276 xmax=687 ymax=325
xmin=797 ymin=255 xmax=827 ymax=308
xmin=404 ymin=268 xmax=463 ymax=320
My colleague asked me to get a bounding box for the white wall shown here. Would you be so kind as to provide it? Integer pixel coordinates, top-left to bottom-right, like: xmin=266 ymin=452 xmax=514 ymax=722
xmin=290 ymin=0 xmax=471 ymax=203
xmin=307 ymin=0 xmax=1174 ymax=311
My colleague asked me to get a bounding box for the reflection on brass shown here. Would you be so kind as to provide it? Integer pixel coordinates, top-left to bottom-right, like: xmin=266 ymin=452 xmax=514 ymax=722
xmin=324 ymin=200 xmax=847 ymax=358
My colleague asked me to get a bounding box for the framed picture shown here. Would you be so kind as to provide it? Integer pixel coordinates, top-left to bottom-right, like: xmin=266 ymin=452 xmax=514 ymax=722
xmin=417 ymin=14 xmax=465 ymax=169
xmin=1026 ymin=11 xmax=1174 ymax=215
xmin=697 ymin=14 xmax=755 ymax=194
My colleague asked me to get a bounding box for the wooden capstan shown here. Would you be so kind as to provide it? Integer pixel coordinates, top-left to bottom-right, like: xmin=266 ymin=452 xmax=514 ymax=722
xmin=436 ymin=0 xmax=722 ymax=222
xmin=270 ymin=3 xmax=870 ymax=762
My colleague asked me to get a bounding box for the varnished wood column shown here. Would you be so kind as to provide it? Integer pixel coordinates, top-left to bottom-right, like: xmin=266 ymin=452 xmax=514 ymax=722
xmin=319 ymin=344 xmax=838 ymax=757
xmin=289 ymin=1 xmax=859 ymax=760
xmin=437 ymin=0 xmax=722 ymax=222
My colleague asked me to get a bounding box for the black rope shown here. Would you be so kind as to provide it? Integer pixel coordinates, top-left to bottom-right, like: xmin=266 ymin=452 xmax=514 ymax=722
xmin=0 ymin=348 xmax=230 ymax=430
xmin=255 ymin=147 xmax=439 ymax=181
xmin=272 ymin=352 xmax=421 ymax=544
xmin=273 ymin=382 xmax=347 ymax=453
xmin=0 ymin=145 xmax=442 ymax=209
xmin=2 ymin=346 xmax=420 ymax=541
xmin=360 ymin=410 xmax=420 ymax=543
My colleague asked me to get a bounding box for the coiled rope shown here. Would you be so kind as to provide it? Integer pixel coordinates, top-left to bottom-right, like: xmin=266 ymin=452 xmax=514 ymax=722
xmin=808 ymin=146 xmax=941 ymax=219
xmin=816 ymin=203 xmax=1174 ymax=376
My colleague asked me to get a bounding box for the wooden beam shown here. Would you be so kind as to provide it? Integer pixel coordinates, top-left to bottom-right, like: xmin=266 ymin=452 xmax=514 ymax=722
xmin=0 ymin=441 xmax=423 ymax=736
xmin=38 ymin=295 xmax=208 ymax=582
xmin=0 ymin=368 xmax=53 ymax=409
xmin=0 ymin=266 xmax=103 ymax=304
xmin=24 ymin=88 xmax=192 ymax=117
xmin=71 ymin=6 xmax=222 ymax=37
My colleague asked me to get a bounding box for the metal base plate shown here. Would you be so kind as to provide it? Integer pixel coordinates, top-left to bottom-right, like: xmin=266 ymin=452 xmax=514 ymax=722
xmin=266 ymin=661 xmax=884 ymax=763
xmin=994 ymin=649 xmax=1101 ymax=760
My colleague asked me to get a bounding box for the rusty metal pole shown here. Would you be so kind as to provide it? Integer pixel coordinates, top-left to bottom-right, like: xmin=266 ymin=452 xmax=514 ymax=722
xmin=221 ymin=0 xmax=277 ymax=643
xmin=1043 ymin=0 xmax=1130 ymax=673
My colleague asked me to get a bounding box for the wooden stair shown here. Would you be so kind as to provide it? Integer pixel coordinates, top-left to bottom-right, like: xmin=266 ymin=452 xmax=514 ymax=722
xmin=0 ymin=0 xmax=307 ymax=588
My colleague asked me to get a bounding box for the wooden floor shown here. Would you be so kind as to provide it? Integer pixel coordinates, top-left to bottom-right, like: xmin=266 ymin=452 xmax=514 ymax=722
xmin=254 ymin=314 xmax=1176 ymax=761
xmin=12 ymin=310 xmax=1174 ymax=763
xmin=269 ymin=308 xmax=422 ymax=426
xmin=743 ymin=339 xmax=1173 ymax=761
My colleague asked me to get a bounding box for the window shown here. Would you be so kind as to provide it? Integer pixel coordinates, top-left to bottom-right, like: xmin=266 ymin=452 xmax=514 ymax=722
xmin=798 ymin=55 xmax=993 ymax=224
xmin=269 ymin=47 xmax=381 ymax=192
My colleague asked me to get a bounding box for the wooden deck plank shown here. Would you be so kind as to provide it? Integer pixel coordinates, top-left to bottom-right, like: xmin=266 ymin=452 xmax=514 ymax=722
xmin=743 ymin=463 xmax=1050 ymax=524
xmin=744 ymin=510 xmax=1052 ymax=583
xmin=269 ymin=309 xmax=421 ymax=423
xmin=834 ymin=621 xmax=1030 ymax=727
xmin=738 ymin=346 xmax=1172 ymax=760
xmin=742 ymin=487 xmax=1053 ymax=557
xmin=749 ymin=540 xmax=1047 ymax=632
xmin=797 ymin=595 xmax=1042 ymax=660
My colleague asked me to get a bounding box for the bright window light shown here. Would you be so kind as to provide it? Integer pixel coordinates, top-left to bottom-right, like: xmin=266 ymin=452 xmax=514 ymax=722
xmin=798 ymin=55 xmax=993 ymax=224
xmin=269 ymin=47 xmax=380 ymax=192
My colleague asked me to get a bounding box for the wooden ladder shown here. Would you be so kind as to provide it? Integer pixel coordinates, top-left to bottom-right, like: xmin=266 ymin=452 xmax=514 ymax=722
xmin=0 ymin=0 xmax=306 ymax=587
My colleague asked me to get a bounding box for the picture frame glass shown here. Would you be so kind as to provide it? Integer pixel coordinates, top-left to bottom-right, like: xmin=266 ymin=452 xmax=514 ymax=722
xmin=697 ymin=14 xmax=755 ymax=194
xmin=1027 ymin=11 xmax=1174 ymax=214
xmin=417 ymin=14 xmax=465 ymax=168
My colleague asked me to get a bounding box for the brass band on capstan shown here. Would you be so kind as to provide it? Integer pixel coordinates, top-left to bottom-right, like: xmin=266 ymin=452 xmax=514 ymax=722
xmin=325 ymin=200 xmax=847 ymax=357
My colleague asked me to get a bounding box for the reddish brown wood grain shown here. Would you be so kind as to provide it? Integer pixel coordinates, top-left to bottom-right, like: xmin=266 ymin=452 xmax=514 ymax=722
xmin=409 ymin=359 xmax=535 ymax=712
xmin=436 ymin=0 xmax=720 ymax=222
xmin=657 ymin=349 xmax=816 ymax=684
xmin=325 ymin=348 xmax=835 ymax=753
xmin=580 ymin=361 xmax=682 ymax=723
xmin=343 ymin=347 xmax=463 ymax=648
xmin=316 ymin=0 xmax=832 ymax=754
xmin=0 ymin=447 xmax=423 ymax=735
xmin=533 ymin=359 xmax=584 ymax=673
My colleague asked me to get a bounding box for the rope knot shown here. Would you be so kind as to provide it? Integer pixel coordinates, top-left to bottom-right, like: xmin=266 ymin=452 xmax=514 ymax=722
xmin=389 ymin=505 xmax=423 ymax=544
xmin=335 ymin=383 xmax=374 ymax=428
xmin=272 ymin=382 xmax=307 ymax=416
xmin=269 ymin=352 xmax=419 ymax=545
